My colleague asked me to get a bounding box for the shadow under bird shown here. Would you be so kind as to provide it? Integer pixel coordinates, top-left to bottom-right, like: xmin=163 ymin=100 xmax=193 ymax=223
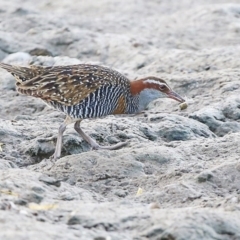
xmin=0 ymin=63 xmax=185 ymax=160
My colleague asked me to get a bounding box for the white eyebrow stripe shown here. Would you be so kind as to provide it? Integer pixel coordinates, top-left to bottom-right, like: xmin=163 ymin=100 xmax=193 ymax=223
xmin=144 ymin=79 xmax=166 ymax=86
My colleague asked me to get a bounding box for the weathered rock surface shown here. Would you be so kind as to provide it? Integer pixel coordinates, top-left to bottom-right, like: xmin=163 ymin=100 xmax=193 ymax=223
xmin=1 ymin=0 xmax=240 ymax=239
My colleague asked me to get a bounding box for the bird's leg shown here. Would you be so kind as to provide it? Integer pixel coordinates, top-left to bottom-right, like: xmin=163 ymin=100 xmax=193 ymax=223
xmin=52 ymin=116 xmax=72 ymax=160
xmin=53 ymin=124 xmax=66 ymax=160
xmin=74 ymin=120 xmax=128 ymax=150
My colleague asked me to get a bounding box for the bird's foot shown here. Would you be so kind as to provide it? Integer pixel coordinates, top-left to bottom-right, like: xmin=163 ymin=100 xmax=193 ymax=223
xmin=49 ymin=152 xmax=61 ymax=162
xmin=92 ymin=140 xmax=129 ymax=150
xmin=74 ymin=122 xmax=129 ymax=151
xmin=49 ymin=154 xmax=57 ymax=162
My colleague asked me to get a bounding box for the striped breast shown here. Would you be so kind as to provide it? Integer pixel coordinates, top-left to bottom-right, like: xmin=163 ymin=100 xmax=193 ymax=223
xmin=48 ymin=83 xmax=131 ymax=119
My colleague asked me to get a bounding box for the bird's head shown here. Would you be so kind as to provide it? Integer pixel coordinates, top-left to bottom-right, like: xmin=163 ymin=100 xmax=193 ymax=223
xmin=139 ymin=77 xmax=185 ymax=103
xmin=130 ymin=77 xmax=185 ymax=111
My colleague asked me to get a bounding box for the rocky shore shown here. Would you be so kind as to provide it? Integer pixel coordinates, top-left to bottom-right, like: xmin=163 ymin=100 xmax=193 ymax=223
xmin=0 ymin=1 xmax=240 ymax=239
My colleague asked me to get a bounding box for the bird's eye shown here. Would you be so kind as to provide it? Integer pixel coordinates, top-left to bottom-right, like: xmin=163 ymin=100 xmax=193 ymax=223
xmin=160 ymin=85 xmax=167 ymax=91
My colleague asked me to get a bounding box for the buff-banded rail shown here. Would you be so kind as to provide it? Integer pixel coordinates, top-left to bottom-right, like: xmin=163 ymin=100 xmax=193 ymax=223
xmin=0 ymin=63 xmax=185 ymax=160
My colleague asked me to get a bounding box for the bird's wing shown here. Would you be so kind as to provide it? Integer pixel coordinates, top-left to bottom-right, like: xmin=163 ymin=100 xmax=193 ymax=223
xmin=1 ymin=63 xmax=129 ymax=106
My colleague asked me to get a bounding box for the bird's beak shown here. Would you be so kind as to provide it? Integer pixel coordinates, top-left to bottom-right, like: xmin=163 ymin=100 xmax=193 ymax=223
xmin=167 ymin=91 xmax=185 ymax=103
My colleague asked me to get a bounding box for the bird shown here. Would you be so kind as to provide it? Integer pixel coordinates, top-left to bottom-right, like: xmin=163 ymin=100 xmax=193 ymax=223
xmin=0 ymin=62 xmax=185 ymax=160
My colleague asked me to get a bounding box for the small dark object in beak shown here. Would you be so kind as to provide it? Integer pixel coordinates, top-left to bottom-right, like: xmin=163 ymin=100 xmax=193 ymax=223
xmin=167 ymin=91 xmax=185 ymax=103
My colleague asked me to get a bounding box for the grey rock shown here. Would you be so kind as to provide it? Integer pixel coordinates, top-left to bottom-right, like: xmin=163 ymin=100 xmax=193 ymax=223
xmin=221 ymin=81 xmax=240 ymax=93
xmin=2 ymin=52 xmax=32 ymax=65
xmin=190 ymin=105 xmax=240 ymax=136
xmin=0 ymin=159 xmax=17 ymax=169
xmin=20 ymin=191 xmax=44 ymax=204
xmin=30 ymin=55 xmax=81 ymax=66
xmin=1 ymin=1 xmax=240 ymax=239
xmin=93 ymin=237 xmax=109 ymax=240
xmin=0 ymin=48 xmax=7 ymax=60
xmin=31 ymin=186 xmax=45 ymax=194
xmin=39 ymin=174 xmax=61 ymax=187
xmin=23 ymin=137 xmax=55 ymax=160
xmin=0 ymin=210 xmax=82 ymax=240
xmin=139 ymin=126 xmax=157 ymax=141
xmin=189 ymin=107 xmax=225 ymax=132
xmin=59 ymin=191 xmax=75 ymax=201
xmin=222 ymin=96 xmax=240 ymax=120
xmin=67 ymin=215 xmax=82 ymax=225
xmin=62 ymin=134 xmax=90 ymax=156
xmin=131 ymin=146 xmax=183 ymax=164
xmin=14 ymin=115 xmax=36 ymax=121
xmin=28 ymin=48 xmax=53 ymax=56
xmin=215 ymin=122 xmax=240 ymax=137
xmin=114 ymin=189 xmax=128 ymax=198
xmin=197 ymin=171 xmax=214 ymax=183
xmin=14 ymin=198 xmax=28 ymax=206
xmin=150 ymin=114 xmax=216 ymax=141
xmin=0 ymin=120 xmax=22 ymax=137
xmin=145 ymin=211 xmax=240 ymax=240
xmin=0 ymin=71 xmax=16 ymax=90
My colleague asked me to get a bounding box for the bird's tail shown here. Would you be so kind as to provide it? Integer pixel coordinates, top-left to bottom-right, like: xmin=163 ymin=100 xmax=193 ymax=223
xmin=0 ymin=63 xmax=41 ymax=83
